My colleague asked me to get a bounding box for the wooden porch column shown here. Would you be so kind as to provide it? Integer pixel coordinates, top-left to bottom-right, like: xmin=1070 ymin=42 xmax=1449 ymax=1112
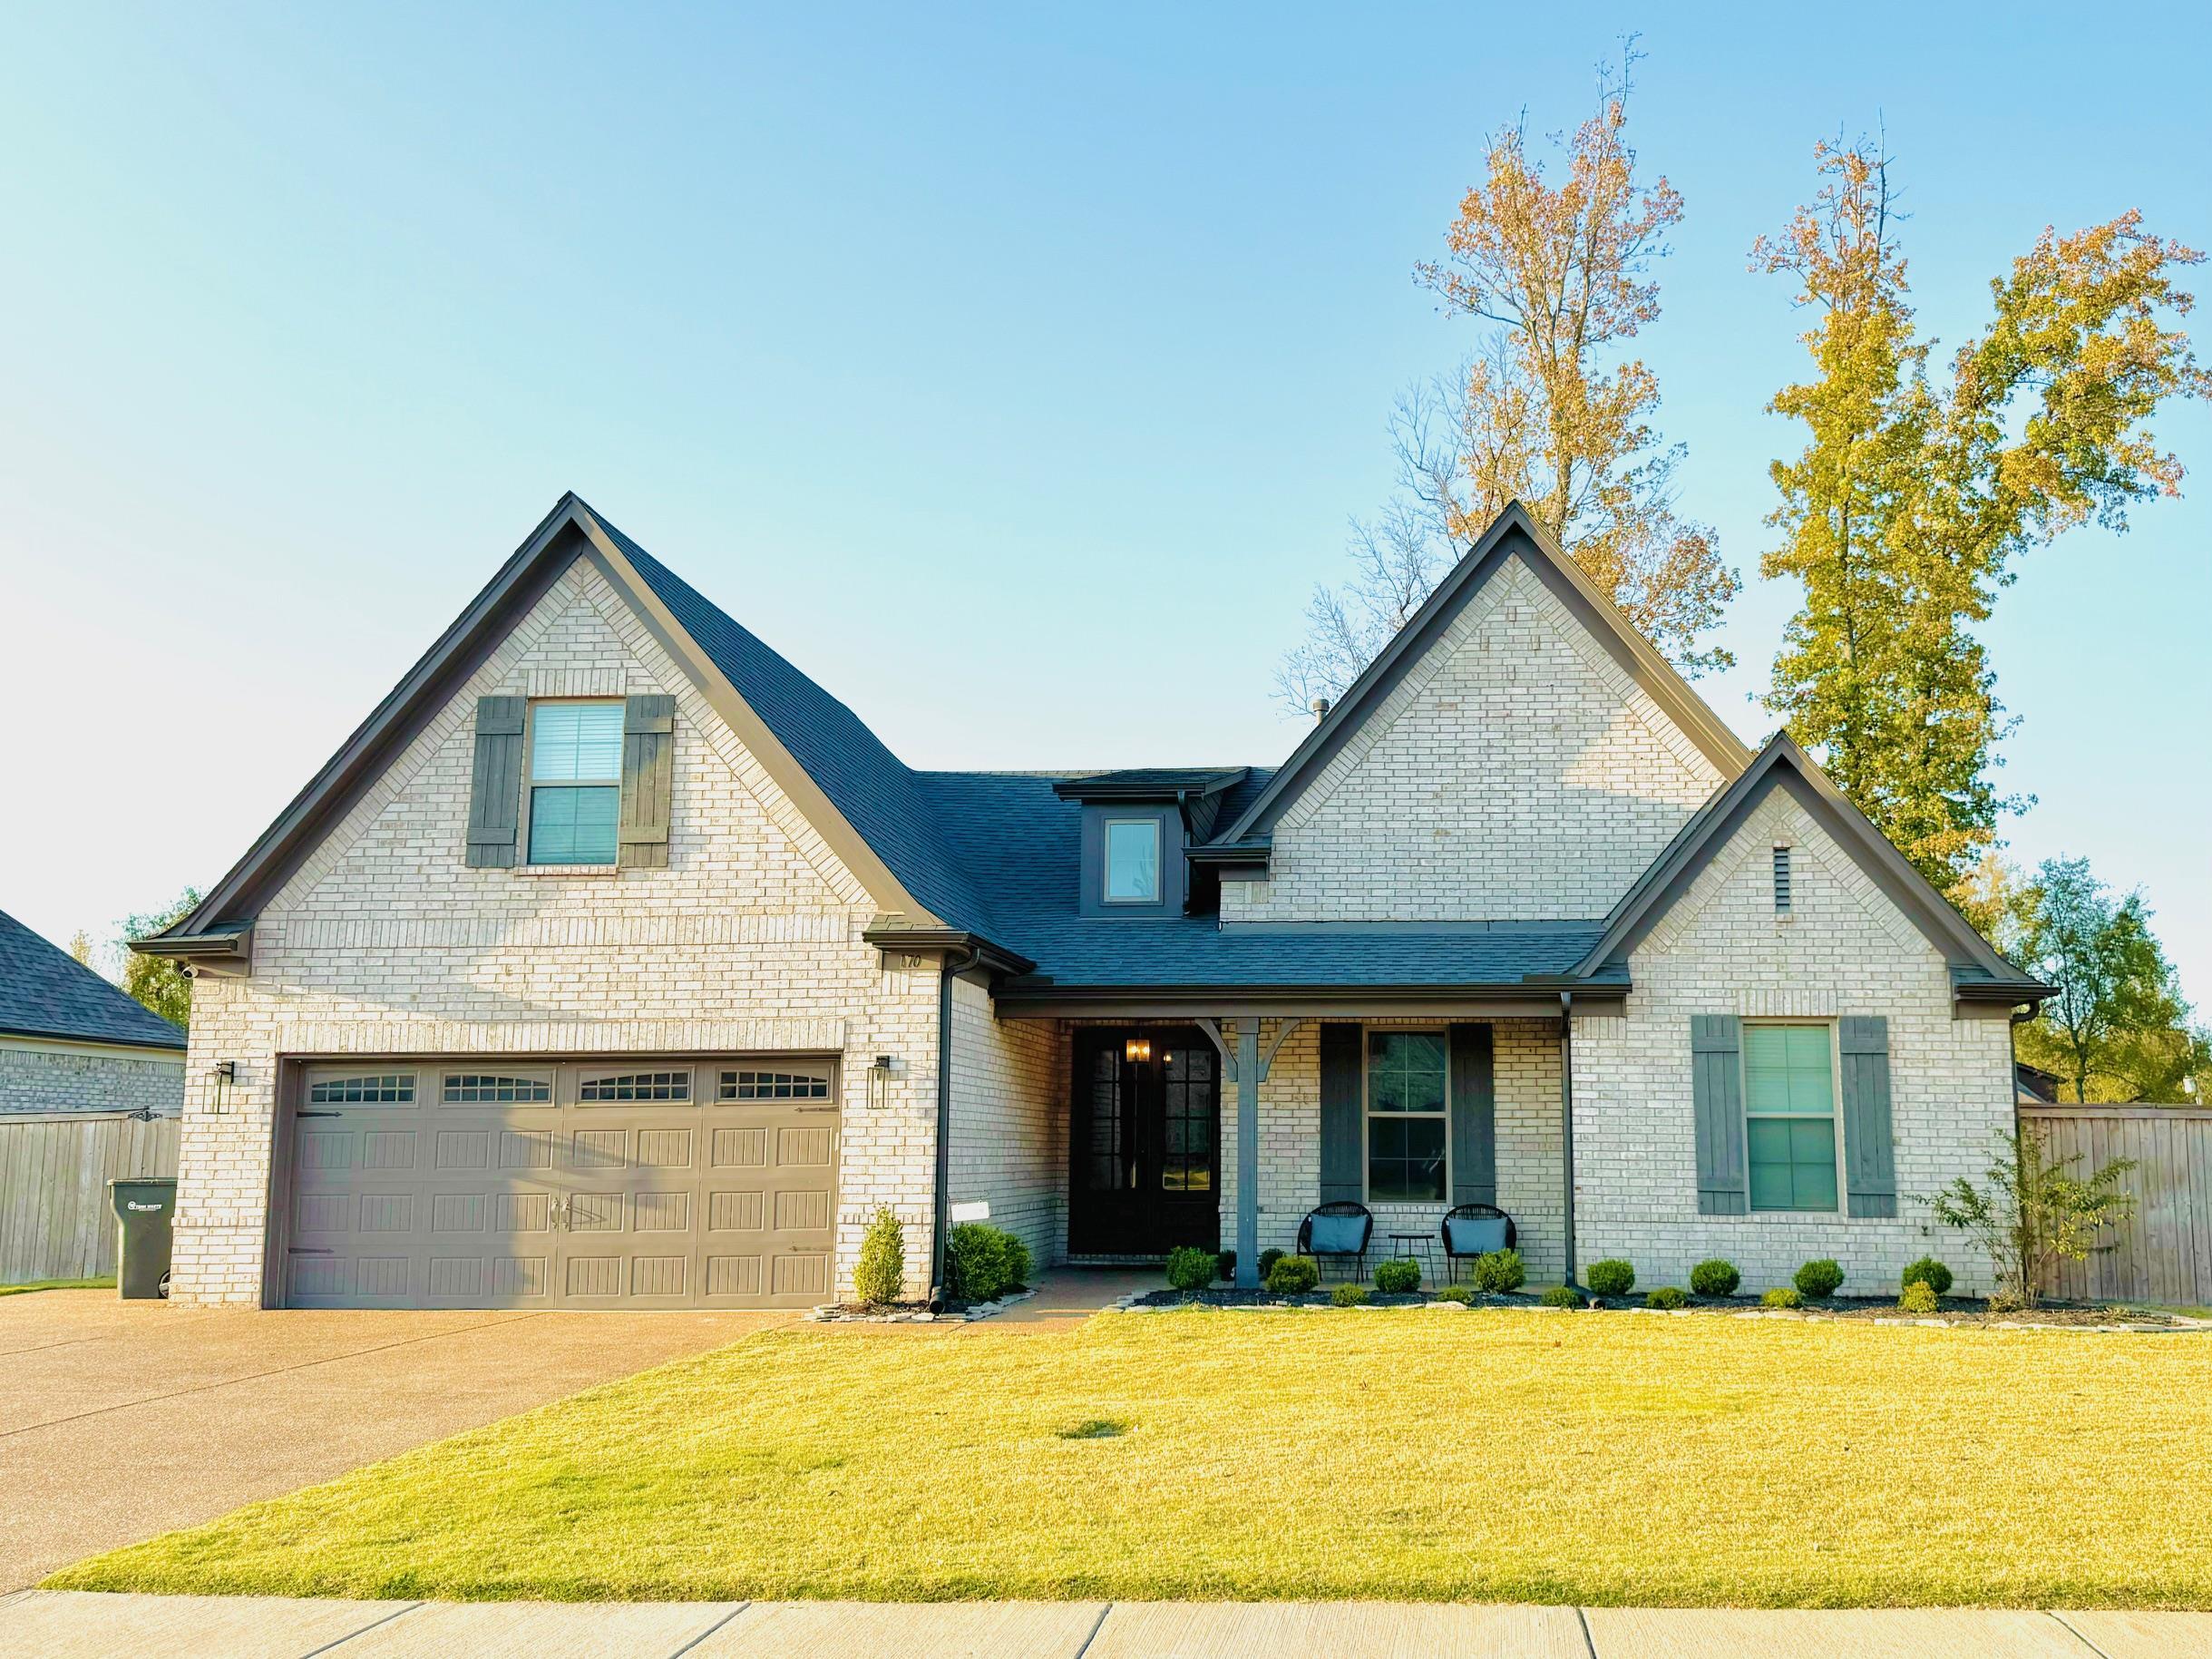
xmin=1234 ymin=1016 xmax=1261 ymax=1289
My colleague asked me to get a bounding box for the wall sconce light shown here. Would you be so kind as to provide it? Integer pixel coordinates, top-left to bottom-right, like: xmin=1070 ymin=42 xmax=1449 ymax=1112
xmin=866 ymin=1055 xmax=894 ymax=1110
xmin=1124 ymin=1037 xmax=1152 ymax=1064
xmin=210 ymin=1060 xmax=237 ymax=1114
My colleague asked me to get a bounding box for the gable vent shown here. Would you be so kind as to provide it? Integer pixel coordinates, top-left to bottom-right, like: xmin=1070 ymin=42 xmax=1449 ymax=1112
xmin=1772 ymin=845 xmax=1793 ymax=913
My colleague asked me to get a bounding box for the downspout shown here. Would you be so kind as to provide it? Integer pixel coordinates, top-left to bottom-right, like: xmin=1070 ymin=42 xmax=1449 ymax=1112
xmin=929 ymin=941 xmax=986 ymax=1311
xmin=1559 ymin=991 xmax=1579 ymax=1290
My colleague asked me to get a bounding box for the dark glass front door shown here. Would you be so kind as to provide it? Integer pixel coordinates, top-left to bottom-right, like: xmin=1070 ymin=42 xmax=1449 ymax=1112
xmin=1068 ymin=1027 xmax=1221 ymax=1255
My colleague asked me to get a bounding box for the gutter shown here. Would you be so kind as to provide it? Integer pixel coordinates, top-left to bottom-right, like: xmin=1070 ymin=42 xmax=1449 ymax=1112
xmin=130 ymin=923 xmax=254 ymax=964
xmin=1559 ymin=990 xmax=1579 ymax=1292
xmin=929 ymin=940 xmax=988 ymax=1310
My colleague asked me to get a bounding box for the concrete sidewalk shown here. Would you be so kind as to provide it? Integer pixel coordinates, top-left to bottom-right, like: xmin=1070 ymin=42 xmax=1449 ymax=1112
xmin=2 ymin=1592 xmax=2203 ymax=1658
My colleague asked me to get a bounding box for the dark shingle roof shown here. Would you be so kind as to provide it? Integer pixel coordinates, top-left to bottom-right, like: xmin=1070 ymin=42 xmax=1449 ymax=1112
xmin=0 ymin=909 xmax=187 ymax=1049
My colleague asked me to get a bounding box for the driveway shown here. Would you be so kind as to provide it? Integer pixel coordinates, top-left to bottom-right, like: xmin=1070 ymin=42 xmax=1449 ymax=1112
xmin=0 ymin=1291 xmax=784 ymax=1590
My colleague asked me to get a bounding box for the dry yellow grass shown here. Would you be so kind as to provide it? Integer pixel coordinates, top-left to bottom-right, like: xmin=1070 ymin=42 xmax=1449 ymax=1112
xmin=48 ymin=1308 xmax=2212 ymax=1606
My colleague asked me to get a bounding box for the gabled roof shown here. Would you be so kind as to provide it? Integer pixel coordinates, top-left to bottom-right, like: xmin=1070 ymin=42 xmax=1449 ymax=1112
xmin=1050 ymin=767 xmax=1248 ymax=802
xmin=0 ymin=908 xmax=186 ymax=1050
xmin=1565 ymin=731 xmax=2050 ymax=1004
xmin=1215 ymin=503 xmax=1752 ymax=847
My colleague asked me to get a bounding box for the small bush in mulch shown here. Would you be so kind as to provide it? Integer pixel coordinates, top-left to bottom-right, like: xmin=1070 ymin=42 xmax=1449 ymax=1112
xmin=1473 ymin=1248 xmax=1526 ymax=1293
xmin=1434 ymin=1284 xmax=1476 ymax=1304
xmin=1585 ymin=1259 xmax=1636 ymax=1298
xmin=1540 ymin=1285 xmax=1585 ymax=1309
xmin=1645 ymin=1287 xmax=1689 ymax=1310
xmin=1258 ymin=1248 xmax=1287 ymax=1281
xmin=1901 ymin=1256 xmax=1954 ymax=1296
xmin=1330 ymin=1283 xmax=1370 ymax=1307
xmin=1264 ymin=1254 xmax=1320 ymax=1295
xmin=1164 ymin=1245 xmax=1218 ymax=1293
xmin=1898 ymin=1281 xmax=1941 ymax=1314
xmin=1372 ymin=1259 xmax=1422 ymax=1294
xmin=852 ymin=1207 xmax=906 ymax=1306
xmin=1690 ymin=1258 xmax=1740 ymax=1298
xmin=1794 ymin=1259 xmax=1847 ymax=1300
xmin=1763 ymin=1286 xmax=1805 ymax=1309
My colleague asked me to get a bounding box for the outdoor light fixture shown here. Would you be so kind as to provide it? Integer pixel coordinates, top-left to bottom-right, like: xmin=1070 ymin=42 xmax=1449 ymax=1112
xmin=210 ymin=1060 xmax=236 ymax=1114
xmin=1125 ymin=1037 xmax=1152 ymax=1063
xmin=866 ymin=1055 xmax=894 ymax=1110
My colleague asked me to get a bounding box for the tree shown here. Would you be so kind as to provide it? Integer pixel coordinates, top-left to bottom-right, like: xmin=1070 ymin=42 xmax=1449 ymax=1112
xmin=66 ymin=931 xmax=96 ymax=970
xmin=120 ymin=888 xmax=200 ymax=1032
xmin=2016 ymin=857 xmax=2205 ymax=1104
xmin=1758 ymin=140 xmax=2209 ymax=892
xmin=1281 ymin=54 xmax=1738 ymax=712
xmin=1921 ymin=1126 xmax=2135 ymax=1310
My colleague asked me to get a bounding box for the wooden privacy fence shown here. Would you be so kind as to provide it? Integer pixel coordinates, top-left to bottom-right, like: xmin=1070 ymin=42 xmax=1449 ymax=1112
xmin=0 ymin=1111 xmax=179 ymax=1284
xmin=2024 ymin=1104 xmax=2212 ymax=1307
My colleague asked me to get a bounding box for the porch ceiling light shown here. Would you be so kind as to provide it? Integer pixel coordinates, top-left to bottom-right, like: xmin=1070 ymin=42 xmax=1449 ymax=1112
xmin=1125 ymin=1037 xmax=1152 ymax=1063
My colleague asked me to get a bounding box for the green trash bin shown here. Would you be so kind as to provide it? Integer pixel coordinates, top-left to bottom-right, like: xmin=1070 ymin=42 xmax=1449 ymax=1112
xmin=110 ymin=1177 xmax=177 ymax=1301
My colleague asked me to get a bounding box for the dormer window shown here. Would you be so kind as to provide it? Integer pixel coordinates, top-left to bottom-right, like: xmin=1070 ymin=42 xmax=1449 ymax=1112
xmin=1104 ymin=818 xmax=1162 ymax=904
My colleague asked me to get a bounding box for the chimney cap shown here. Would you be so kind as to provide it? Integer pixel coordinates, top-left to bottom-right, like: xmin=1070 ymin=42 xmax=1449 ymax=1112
xmin=1310 ymin=697 xmax=1332 ymax=721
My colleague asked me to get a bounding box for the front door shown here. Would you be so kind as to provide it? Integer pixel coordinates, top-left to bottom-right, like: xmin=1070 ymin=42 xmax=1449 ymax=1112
xmin=1068 ymin=1028 xmax=1220 ymax=1255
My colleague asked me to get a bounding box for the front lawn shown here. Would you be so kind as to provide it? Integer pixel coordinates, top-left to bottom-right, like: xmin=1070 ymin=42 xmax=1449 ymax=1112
xmin=48 ymin=1309 xmax=2212 ymax=1607
xmin=0 ymin=1276 xmax=113 ymax=1296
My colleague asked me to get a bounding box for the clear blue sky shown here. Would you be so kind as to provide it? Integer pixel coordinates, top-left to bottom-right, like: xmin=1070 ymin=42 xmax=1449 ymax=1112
xmin=2 ymin=5 xmax=2205 ymax=1002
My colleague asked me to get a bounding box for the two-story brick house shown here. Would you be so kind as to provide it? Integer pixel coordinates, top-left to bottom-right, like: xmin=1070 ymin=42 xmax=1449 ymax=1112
xmin=139 ymin=494 xmax=2047 ymax=1309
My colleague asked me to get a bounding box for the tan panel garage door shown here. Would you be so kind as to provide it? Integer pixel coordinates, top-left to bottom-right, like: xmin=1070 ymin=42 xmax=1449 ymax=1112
xmin=283 ymin=1058 xmax=839 ymax=1309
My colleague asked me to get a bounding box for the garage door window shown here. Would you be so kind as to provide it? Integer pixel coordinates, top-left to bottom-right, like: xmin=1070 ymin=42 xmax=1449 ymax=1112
xmin=579 ymin=1069 xmax=692 ymax=1102
xmin=721 ymin=1069 xmax=831 ymax=1099
xmin=443 ymin=1072 xmax=551 ymax=1103
xmin=307 ymin=1072 xmax=415 ymax=1104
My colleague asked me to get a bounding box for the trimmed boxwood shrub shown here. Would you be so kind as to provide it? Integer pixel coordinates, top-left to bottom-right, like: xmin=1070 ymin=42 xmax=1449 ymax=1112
xmin=852 ymin=1207 xmax=905 ymax=1305
xmin=1898 ymin=1280 xmax=1940 ymax=1314
xmin=1689 ymin=1258 xmax=1740 ymax=1298
xmin=1901 ymin=1256 xmax=1953 ymax=1296
xmin=1762 ymin=1285 xmax=1804 ymax=1309
xmin=1264 ymin=1254 xmax=1320 ymax=1295
xmin=1794 ymin=1258 xmax=1846 ymax=1299
xmin=1258 ymin=1247 xmax=1287 ymax=1280
xmin=1372 ymin=1259 xmax=1422 ymax=1294
xmin=944 ymin=1222 xmax=1032 ymax=1303
xmin=1164 ymin=1245 xmax=1217 ymax=1293
xmin=1539 ymin=1284 xmax=1584 ymax=1309
xmin=1644 ymin=1286 xmax=1688 ymax=1310
xmin=1434 ymin=1283 xmax=1475 ymax=1303
xmin=1215 ymin=1250 xmax=1236 ymax=1283
xmin=1584 ymin=1259 xmax=1636 ymax=1297
xmin=1473 ymin=1247 xmax=1525 ymax=1293
xmin=1330 ymin=1283 xmax=1370 ymax=1306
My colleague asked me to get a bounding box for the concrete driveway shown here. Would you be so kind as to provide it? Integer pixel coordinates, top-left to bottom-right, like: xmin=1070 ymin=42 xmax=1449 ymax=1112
xmin=0 ymin=1290 xmax=784 ymax=1591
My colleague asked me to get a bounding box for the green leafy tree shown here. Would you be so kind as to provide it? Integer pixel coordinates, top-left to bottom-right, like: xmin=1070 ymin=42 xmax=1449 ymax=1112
xmin=1757 ymin=140 xmax=2209 ymax=892
xmin=120 ymin=888 xmax=201 ymax=1031
xmin=1922 ymin=1126 xmax=2135 ymax=1310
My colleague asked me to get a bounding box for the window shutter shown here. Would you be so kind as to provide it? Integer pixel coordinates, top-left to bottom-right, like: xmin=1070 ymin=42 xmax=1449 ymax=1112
xmin=464 ymin=697 xmax=524 ymax=868
xmin=1318 ymin=1023 xmax=1362 ymax=1204
xmin=618 ymin=695 xmax=675 ymax=869
xmin=1691 ymin=1015 xmax=1748 ymax=1215
xmin=1840 ymin=1015 xmax=1897 ymax=1218
xmin=1448 ymin=1023 xmax=1496 ymax=1207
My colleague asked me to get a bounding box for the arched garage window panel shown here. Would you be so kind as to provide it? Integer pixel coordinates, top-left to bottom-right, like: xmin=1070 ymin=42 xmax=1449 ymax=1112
xmin=307 ymin=1073 xmax=415 ymax=1105
xmin=578 ymin=1069 xmax=692 ymax=1103
xmin=443 ymin=1073 xmax=551 ymax=1104
xmin=720 ymin=1069 xmax=832 ymax=1100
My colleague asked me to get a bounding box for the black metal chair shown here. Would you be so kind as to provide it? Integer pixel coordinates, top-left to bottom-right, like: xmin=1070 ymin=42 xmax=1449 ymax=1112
xmin=1440 ymin=1203 xmax=1517 ymax=1284
xmin=1297 ymin=1201 xmax=1373 ymax=1282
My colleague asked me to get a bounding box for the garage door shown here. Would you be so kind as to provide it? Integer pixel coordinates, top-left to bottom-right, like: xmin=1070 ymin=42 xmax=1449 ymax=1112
xmin=282 ymin=1057 xmax=839 ymax=1309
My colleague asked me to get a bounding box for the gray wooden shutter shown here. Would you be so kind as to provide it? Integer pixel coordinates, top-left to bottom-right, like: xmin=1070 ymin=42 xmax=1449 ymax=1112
xmin=618 ymin=694 xmax=675 ymax=869
xmin=1691 ymin=1014 xmax=1748 ymax=1215
xmin=1840 ymin=1015 xmax=1897 ymax=1217
xmin=465 ymin=697 xmax=525 ymax=868
xmin=1448 ymin=1023 xmax=1496 ymax=1207
xmin=1318 ymin=1023 xmax=1363 ymax=1204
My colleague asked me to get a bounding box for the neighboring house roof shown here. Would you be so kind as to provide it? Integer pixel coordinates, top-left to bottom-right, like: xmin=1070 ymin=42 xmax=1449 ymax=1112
xmin=2016 ymin=1061 xmax=2066 ymax=1104
xmin=0 ymin=908 xmax=187 ymax=1050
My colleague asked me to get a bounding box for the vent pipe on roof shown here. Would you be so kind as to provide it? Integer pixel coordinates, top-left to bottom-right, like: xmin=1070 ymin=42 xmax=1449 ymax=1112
xmin=1310 ymin=697 xmax=1331 ymax=723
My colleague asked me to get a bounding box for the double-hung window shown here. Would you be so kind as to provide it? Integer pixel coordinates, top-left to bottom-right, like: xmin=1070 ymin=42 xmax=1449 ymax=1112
xmin=527 ymin=702 xmax=623 ymax=865
xmin=1366 ymin=1030 xmax=1447 ymax=1203
xmin=1744 ymin=1023 xmax=1839 ymax=1211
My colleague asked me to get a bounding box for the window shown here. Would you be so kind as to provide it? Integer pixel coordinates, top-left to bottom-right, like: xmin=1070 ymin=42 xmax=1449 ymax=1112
xmin=1160 ymin=1045 xmax=1214 ymax=1192
xmin=719 ymin=1069 xmax=831 ymax=1100
xmin=443 ymin=1073 xmax=551 ymax=1104
xmin=1744 ymin=1024 xmax=1838 ymax=1211
xmin=1365 ymin=1030 xmax=1447 ymax=1203
xmin=1103 ymin=818 xmax=1161 ymax=903
xmin=527 ymin=702 xmax=623 ymax=865
xmin=578 ymin=1069 xmax=691 ymax=1102
xmin=308 ymin=1073 xmax=414 ymax=1104
xmin=1773 ymin=845 xmax=1793 ymax=913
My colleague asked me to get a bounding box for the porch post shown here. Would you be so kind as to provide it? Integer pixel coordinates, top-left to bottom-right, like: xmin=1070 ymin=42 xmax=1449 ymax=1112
xmin=1234 ymin=1016 xmax=1261 ymax=1288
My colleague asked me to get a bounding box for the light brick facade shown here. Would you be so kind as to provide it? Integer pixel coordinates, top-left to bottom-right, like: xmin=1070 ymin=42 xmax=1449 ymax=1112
xmin=0 ymin=1041 xmax=184 ymax=1117
xmin=947 ymin=975 xmax=1067 ymax=1273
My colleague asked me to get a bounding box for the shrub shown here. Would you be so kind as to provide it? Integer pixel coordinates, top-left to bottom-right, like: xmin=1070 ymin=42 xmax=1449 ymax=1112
xmin=1920 ymin=1126 xmax=2135 ymax=1311
xmin=1689 ymin=1258 xmax=1740 ymax=1298
xmin=1258 ymin=1247 xmax=1287 ymax=1280
xmin=1373 ymin=1259 xmax=1422 ymax=1294
xmin=1539 ymin=1284 xmax=1584 ymax=1309
xmin=1762 ymin=1286 xmax=1804 ymax=1309
xmin=1330 ymin=1283 xmax=1370 ymax=1306
xmin=1216 ymin=1250 xmax=1236 ymax=1283
xmin=1794 ymin=1258 xmax=1846 ymax=1300
xmin=1164 ymin=1245 xmax=1217 ymax=1293
xmin=852 ymin=1208 xmax=906 ymax=1305
xmin=1584 ymin=1259 xmax=1636 ymax=1297
xmin=1264 ymin=1254 xmax=1320 ymax=1295
xmin=1900 ymin=1256 xmax=1953 ymax=1296
xmin=1472 ymin=1247 xmax=1525 ymax=1293
xmin=1644 ymin=1286 xmax=1688 ymax=1310
xmin=1434 ymin=1283 xmax=1475 ymax=1303
xmin=944 ymin=1222 xmax=1032 ymax=1303
xmin=1898 ymin=1280 xmax=1940 ymax=1314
